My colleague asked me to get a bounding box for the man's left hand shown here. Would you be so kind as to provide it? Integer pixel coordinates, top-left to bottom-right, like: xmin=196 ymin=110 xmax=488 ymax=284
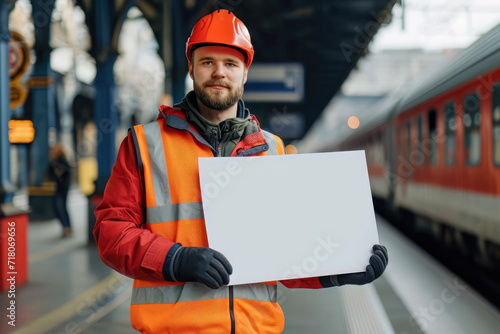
xmin=326 ymin=244 xmax=388 ymax=286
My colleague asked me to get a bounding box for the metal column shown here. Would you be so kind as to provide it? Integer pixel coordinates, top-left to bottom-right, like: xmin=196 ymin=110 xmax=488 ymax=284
xmin=162 ymin=0 xmax=172 ymax=101
xmin=92 ymin=0 xmax=135 ymax=194
xmin=171 ymin=0 xmax=187 ymax=103
xmin=87 ymin=0 xmax=136 ymax=244
xmin=30 ymin=0 xmax=56 ymax=186
xmin=93 ymin=54 xmax=118 ymax=194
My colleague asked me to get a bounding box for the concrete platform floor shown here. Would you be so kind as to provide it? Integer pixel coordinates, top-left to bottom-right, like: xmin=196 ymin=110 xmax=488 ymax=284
xmin=1 ymin=190 xmax=499 ymax=333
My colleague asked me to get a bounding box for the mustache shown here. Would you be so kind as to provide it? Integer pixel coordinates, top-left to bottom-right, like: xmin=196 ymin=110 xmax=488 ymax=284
xmin=204 ymin=80 xmax=231 ymax=88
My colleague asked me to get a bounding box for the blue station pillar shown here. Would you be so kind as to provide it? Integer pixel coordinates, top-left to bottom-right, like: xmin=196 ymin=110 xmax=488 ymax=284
xmin=92 ymin=0 xmax=118 ymax=195
xmin=160 ymin=0 xmax=188 ymax=107
xmin=87 ymin=0 xmax=135 ymax=243
xmin=93 ymin=54 xmax=118 ymax=195
xmin=87 ymin=1 xmax=118 ymax=244
xmin=30 ymin=0 xmax=56 ymax=186
xmin=171 ymin=0 xmax=187 ymax=103
xmin=92 ymin=0 xmax=135 ymax=194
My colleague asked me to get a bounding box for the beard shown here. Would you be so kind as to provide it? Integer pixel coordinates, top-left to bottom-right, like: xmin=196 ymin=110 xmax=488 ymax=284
xmin=193 ymin=78 xmax=244 ymax=111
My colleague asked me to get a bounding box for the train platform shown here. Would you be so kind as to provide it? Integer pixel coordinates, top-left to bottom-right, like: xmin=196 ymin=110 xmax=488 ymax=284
xmin=1 ymin=190 xmax=500 ymax=334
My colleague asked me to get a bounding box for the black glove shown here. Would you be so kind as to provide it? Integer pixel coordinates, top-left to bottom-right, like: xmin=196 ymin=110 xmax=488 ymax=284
xmin=323 ymin=244 xmax=388 ymax=287
xmin=172 ymin=246 xmax=233 ymax=289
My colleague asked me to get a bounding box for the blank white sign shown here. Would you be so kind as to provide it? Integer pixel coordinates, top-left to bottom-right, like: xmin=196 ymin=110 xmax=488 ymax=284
xmin=198 ymin=150 xmax=379 ymax=286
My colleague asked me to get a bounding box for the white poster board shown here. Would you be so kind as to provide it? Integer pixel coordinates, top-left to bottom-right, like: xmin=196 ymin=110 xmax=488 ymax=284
xmin=198 ymin=151 xmax=379 ymax=286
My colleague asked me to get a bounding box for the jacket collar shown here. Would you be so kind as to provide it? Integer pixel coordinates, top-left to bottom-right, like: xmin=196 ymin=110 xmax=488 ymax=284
xmin=158 ymin=93 xmax=270 ymax=157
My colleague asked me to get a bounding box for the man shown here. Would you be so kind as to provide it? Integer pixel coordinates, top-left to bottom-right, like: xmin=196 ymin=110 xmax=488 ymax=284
xmin=94 ymin=9 xmax=388 ymax=334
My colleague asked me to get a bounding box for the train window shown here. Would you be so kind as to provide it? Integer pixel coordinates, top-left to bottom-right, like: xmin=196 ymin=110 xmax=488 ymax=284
xmin=492 ymin=84 xmax=500 ymax=166
xmin=428 ymin=109 xmax=438 ymax=166
xmin=417 ymin=114 xmax=424 ymax=166
xmin=444 ymin=102 xmax=456 ymax=166
xmin=463 ymin=92 xmax=481 ymax=166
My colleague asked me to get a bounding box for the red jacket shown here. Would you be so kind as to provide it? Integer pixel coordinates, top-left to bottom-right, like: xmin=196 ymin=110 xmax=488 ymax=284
xmin=94 ymin=116 xmax=324 ymax=289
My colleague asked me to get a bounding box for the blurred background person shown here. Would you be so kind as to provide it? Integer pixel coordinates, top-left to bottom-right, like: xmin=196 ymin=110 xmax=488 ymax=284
xmin=48 ymin=143 xmax=73 ymax=237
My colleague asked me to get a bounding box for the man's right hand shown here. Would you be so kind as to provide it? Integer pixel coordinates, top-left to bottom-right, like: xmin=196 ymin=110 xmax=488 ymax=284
xmin=172 ymin=247 xmax=233 ymax=289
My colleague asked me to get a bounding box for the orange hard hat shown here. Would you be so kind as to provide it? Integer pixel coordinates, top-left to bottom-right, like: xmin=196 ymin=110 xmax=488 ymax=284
xmin=186 ymin=9 xmax=254 ymax=68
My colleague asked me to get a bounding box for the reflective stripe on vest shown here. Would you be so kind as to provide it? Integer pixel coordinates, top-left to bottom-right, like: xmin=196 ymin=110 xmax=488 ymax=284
xmin=131 ymin=283 xmax=277 ymax=305
xmin=142 ymin=122 xmax=170 ymax=207
xmin=141 ymin=121 xmax=205 ymax=224
xmin=262 ymin=130 xmax=278 ymax=156
xmin=147 ymin=202 xmax=204 ymax=224
xmin=262 ymin=130 xmax=285 ymax=156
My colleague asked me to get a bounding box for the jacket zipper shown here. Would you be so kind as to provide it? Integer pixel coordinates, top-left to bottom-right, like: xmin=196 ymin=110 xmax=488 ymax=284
xmin=217 ymin=130 xmax=235 ymax=156
xmin=229 ymin=286 xmax=235 ymax=334
xmin=217 ymin=121 xmax=230 ymax=157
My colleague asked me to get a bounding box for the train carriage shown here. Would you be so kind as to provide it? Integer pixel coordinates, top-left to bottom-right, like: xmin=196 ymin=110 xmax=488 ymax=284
xmin=313 ymin=23 xmax=500 ymax=266
xmin=389 ymin=24 xmax=500 ymax=263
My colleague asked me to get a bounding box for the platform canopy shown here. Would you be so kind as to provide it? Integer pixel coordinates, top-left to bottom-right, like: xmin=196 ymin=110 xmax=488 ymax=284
xmin=76 ymin=0 xmax=396 ymax=140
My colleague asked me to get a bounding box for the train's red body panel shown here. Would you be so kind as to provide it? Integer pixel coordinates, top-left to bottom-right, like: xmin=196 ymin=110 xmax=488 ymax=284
xmin=391 ymin=67 xmax=500 ymax=196
xmin=328 ymin=29 xmax=500 ymax=257
xmin=353 ymin=67 xmax=500 ymax=249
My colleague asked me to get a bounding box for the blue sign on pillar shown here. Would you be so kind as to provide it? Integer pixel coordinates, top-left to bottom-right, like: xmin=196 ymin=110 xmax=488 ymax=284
xmin=243 ymin=63 xmax=305 ymax=103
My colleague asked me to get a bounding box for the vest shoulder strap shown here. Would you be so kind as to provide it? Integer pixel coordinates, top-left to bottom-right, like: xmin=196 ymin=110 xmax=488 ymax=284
xmin=262 ymin=130 xmax=285 ymax=155
xmin=130 ymin=127 xmax=144 ymax=178
xmin=131 ymin=121 xmax=162 ymax=174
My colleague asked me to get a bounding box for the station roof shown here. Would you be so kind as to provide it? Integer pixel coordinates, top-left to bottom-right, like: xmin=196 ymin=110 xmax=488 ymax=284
xmin=133 ymin=0 xmax=397 ymax=139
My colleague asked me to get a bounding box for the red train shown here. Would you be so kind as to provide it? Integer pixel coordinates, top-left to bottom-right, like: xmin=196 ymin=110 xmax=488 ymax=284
xmin=305 ymin=24 xmax=500 ymax=266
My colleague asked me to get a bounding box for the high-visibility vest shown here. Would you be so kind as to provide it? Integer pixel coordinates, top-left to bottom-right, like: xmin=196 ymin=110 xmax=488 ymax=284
xmin=130 ymin=107 xmax=286 ymax=334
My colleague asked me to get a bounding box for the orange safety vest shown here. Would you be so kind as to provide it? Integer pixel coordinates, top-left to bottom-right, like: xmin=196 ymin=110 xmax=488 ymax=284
xmin=130 ymin=107 xmax=286 ymax=334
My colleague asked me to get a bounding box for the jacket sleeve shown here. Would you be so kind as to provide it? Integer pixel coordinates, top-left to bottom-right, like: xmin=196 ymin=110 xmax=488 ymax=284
xmin=93 ymin=133 xmax=177 ymax=281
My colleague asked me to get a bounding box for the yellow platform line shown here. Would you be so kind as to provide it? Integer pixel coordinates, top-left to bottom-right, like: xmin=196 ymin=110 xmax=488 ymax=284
xmin=76 ymin=288 xmax=132 ymax=333
xmin=11 ymin=274 xmax=130 ymax=334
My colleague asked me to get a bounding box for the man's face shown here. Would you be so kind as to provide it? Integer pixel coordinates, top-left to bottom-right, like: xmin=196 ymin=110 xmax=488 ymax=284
xmin=189 ymin=45 xmax=248 ymax=111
